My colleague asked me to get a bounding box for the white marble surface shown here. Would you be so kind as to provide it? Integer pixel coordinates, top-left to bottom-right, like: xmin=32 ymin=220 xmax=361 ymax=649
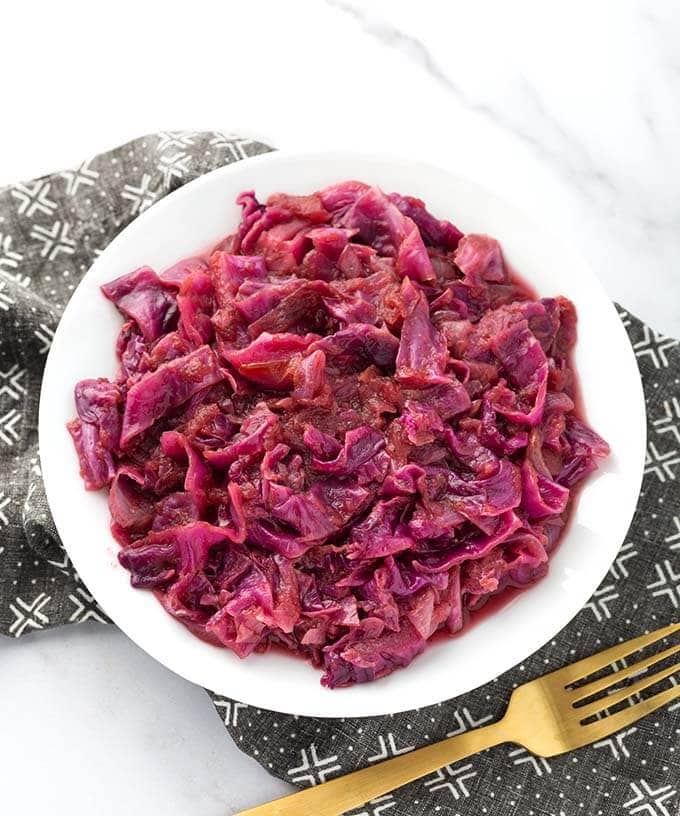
xmin=1 ymin=1 xmax=678 ymax=814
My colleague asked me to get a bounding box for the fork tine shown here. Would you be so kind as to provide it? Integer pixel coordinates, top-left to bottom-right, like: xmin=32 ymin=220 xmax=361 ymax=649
xmin=571 ymin=641 xmax=680 ymax=703
xmin=554 ymin=622 xmax=680 ymax=686
xmin=582 ymin=681 xmax=680 ymax=741
xmin=576 ymin=660 xmax=680 ymax=720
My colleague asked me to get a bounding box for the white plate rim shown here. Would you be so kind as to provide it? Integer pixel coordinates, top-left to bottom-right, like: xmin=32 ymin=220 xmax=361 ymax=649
xmin=39 ymin=149 xmax=647 ymax=717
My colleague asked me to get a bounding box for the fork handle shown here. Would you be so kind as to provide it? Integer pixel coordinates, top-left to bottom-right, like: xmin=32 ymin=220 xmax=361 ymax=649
xmin=234 ymin=718 xmax=510 ymax=816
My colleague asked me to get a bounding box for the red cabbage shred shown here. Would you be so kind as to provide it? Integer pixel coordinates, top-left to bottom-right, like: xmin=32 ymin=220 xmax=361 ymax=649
xmin=68 ymin=182 xmax=609 ymax=687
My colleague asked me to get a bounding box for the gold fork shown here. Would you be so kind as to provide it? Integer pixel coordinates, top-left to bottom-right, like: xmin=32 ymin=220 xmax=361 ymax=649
xmin=235 ymin=622 xmax=680 ymax=816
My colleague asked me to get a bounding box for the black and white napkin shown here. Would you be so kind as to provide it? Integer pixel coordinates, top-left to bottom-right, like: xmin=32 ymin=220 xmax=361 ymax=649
xmin=1 ymin=132 xmax=678 ymax=816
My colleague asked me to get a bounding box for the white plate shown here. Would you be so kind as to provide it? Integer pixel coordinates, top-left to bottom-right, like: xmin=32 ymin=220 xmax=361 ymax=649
xmin=39 ymin=151 xmax=646 ymax=718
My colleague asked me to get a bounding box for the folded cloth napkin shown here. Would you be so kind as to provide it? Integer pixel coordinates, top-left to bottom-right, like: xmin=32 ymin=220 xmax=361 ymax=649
xmin=1 ymin=132 xmax=678 ymax=816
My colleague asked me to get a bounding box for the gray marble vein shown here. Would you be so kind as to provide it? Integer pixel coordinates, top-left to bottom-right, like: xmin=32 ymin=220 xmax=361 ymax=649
xmin=326 ymin=0 xmax=618 ymax=204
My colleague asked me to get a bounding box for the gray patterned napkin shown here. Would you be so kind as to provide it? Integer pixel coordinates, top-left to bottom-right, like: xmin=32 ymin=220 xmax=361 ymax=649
xmin=1 ymin=132 xmax=678 ymax=816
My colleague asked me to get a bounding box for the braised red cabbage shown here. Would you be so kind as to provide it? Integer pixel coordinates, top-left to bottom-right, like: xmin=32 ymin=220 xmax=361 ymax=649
xmin=69 ymin=181 xmax=609 ymax=687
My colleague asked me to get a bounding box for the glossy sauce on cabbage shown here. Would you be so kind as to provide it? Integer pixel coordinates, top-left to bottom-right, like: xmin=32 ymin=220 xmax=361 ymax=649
xmin=68 ymin=182 xmax=609 ymax=687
